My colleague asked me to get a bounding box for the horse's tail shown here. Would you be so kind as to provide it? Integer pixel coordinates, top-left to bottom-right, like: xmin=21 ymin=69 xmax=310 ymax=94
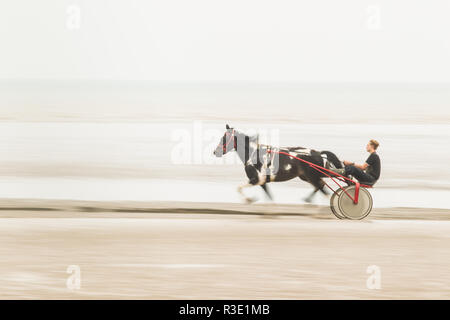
xmin=320 ymin=151 xmax=343 ymax=169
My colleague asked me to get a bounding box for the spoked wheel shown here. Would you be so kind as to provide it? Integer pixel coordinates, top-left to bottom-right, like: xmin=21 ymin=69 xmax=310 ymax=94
xmin=330 ymin=189 xmax=346 ymax=219
xmin=338 ymin=186 xmax=373 ymax=220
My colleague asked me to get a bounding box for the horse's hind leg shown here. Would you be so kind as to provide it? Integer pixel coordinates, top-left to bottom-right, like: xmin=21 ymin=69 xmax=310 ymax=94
xmin=304 ymin=188 xmax=318 ymax=203
xmin=298 ymin=174 xmax=315 ymax=203
xmin=302 ymin=174 xmax=328 ymax=203
xmin=315 ymin=178 xmax=328 ymax=195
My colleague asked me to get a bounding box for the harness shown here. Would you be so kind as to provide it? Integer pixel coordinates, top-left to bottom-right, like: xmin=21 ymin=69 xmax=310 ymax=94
xmin=223 ymin=130 xmax=236 ymax=153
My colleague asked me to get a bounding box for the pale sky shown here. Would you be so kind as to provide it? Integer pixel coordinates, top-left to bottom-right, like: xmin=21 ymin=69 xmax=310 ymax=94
xmin=1 ymin=0 xmax=450 ymax=82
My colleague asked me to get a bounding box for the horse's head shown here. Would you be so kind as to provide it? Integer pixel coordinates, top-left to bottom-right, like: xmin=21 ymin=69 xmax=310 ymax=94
xmin=213 ymin=124 xmax=237 ymax=157
xmin=214 ymin=124 xmax=261 ymax=158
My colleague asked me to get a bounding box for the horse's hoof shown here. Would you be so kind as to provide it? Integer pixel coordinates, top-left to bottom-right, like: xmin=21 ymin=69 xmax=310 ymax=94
xmin=245 ymin=197 xmax=257 ymax=204
xmin=303 ymin=197 xmax=312 ymax=203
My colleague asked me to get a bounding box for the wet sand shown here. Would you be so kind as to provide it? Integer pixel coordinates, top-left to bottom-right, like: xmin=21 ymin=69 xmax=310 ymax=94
xmin=0 ymin=199 xmax=449 ymax=299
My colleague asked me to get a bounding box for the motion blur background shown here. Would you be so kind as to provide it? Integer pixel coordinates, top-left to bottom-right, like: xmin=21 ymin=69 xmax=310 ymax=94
xmin=2 ymin=0 xmax=450 ymax=300
xmin=1 ymin=0 xmax=449 ymax=207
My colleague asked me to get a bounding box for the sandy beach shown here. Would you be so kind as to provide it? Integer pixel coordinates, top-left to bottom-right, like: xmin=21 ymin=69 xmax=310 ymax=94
xmin=0 ymin=199 xmax=448 ymax=299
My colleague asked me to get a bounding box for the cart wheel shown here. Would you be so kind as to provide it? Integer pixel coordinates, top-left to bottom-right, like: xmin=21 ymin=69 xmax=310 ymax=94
xmin=330 ymin=189 xmax=346 ymax=219
xmin=338 ymin=186 xmax=373 ymax=220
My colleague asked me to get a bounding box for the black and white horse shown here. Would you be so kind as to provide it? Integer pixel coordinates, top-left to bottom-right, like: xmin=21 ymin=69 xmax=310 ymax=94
xmin=213 ymin=124 xmax=343 ymax=203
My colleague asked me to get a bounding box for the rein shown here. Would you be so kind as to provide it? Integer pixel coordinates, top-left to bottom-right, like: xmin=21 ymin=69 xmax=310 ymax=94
xmin=267 ymin=150 xmax=372 ymax=201
xmin=223 ymin=130 xmax=236 ymax=153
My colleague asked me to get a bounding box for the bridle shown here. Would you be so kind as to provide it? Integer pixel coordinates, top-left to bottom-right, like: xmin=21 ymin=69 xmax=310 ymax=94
xmin=222 ymin=129 xmax=236 ymax=153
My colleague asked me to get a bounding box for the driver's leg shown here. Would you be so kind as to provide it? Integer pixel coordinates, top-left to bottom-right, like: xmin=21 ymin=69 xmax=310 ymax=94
xmin=344 ymin=165 xmax=374 ymax=183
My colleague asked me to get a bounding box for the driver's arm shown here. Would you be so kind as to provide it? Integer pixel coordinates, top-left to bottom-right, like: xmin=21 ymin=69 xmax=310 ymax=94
xmin=343 ymin=160 xmax=369 ymax=170
xmin=355 ymin=162 xmax=369 ymax=170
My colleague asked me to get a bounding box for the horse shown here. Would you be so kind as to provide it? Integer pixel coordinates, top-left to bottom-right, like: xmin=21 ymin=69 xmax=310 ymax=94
xmin=213 ymin=124 xmax=343 ymax=203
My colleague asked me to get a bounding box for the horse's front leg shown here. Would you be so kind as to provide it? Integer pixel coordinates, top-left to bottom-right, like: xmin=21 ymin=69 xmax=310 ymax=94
xmin=237 ymin=183 xmax=257 ymax=204
xmin=237 ymin=164 xmax=267 ymax=204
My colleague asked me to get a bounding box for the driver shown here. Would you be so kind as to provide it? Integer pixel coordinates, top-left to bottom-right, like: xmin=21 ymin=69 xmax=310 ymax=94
xmin=333 ymin=139 xmax=381 ymax=186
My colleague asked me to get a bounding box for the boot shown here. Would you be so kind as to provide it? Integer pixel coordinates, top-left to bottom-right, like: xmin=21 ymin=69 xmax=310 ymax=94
xmin=329 ymin=168 xmax=345 ymax=176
